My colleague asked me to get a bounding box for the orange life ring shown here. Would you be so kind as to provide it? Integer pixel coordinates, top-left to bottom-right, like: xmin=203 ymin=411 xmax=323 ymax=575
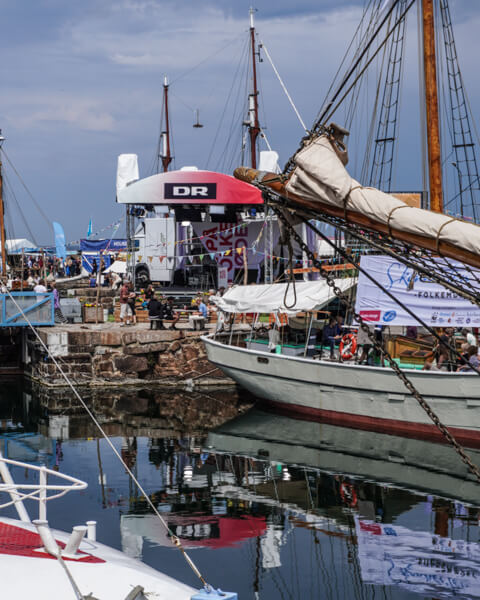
xmin=339 ymin=333 xmax=357 ymax=360
xmin=340 ymin=482 xmax=358 ymax=508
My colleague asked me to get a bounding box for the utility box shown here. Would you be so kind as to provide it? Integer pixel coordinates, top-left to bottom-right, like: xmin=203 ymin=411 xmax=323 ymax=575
xmin=60 ymin=298 xmax=82 ymax=323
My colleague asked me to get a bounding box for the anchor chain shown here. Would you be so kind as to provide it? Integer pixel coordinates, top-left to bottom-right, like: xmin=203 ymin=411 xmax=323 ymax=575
xmin=272 ymin=205 xmax=480 ymax=482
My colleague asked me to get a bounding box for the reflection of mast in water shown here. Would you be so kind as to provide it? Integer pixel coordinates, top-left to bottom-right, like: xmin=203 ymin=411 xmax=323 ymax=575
xmin=96 ymin=438 xmax=106 ymax=509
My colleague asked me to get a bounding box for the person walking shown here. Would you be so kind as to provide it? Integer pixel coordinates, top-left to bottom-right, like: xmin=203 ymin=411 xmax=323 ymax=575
xmin=51 ymin=281 xmax=67 ymax=324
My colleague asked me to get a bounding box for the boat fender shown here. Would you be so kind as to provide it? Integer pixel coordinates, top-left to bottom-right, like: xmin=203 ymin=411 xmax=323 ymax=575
xmin=191 ymin=587 xmax=238 ymax=599
xmin=339 ymin=333 xmax=357 ymax=361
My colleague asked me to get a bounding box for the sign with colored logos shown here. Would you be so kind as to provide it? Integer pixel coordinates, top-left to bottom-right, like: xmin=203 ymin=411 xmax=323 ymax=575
xmin=355 ymin=255 xmax=480 ymax=326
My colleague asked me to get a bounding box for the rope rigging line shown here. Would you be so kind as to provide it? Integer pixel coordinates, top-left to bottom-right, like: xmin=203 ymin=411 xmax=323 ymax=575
xmin=314 ymin=0 xmax=404 ymax=128
xmin=270 ymin=203 xmax=480 ymax=482
xmin=259 ymin=41 xmax=307 ymax=133
xmin=284 ymin=0 xmax=416 ymax=174
xmin=3 ymin=290 xmax=213 ymax=592
xmin=205 ymin=36 xmax=250 ymax=170
xmin=317 ymin=0 xmax=380 ymax=123
xmin=318 ymin=0 xmax=416 ymax=129
xmin=2 ymin=170 xmax=39 ymax=246
xmin=0 ymin=148 xmax=51 ymax=227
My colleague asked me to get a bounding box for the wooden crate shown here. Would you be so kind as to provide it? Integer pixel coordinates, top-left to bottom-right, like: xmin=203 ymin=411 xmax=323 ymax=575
xmin=83 ymin=306 xmax=105 ymax=323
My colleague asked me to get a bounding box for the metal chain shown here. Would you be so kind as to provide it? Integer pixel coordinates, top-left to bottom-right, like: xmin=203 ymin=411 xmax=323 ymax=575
xmin=272 ymin=206 xmax=480 ymax=482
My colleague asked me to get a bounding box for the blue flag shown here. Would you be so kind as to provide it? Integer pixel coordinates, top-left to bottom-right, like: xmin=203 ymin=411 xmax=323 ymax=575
xmin=87 ymin=218 xmax=93 ymax=238
xmin=53 ymin=221 xmax=67 ymax=261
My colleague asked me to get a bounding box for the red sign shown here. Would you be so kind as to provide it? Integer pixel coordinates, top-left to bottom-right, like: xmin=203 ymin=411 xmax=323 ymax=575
xmin=359 ymin=310 xmax=381 ymax=322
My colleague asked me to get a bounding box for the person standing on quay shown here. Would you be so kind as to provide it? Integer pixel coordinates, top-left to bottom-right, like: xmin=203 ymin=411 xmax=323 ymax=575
xmin=119 ymin=281 xmax=132 ymax=326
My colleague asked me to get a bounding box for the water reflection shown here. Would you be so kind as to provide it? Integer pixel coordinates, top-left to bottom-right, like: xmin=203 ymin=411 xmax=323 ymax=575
xmin=0 ymin=382 xmax=479 ymax=599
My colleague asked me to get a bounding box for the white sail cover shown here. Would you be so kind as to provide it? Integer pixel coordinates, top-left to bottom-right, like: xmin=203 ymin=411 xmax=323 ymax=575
xmin=286 ymin=134 xmax=480 ymax=256
xmin=211 ymin=279 xmax=355 ymax=315
xmin=116 ymin=154 xmax=139 ymax=196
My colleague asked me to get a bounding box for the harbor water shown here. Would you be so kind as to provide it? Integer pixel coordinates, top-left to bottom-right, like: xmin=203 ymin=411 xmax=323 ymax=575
xmin=1 ymin=380 xmax=479 ymax=600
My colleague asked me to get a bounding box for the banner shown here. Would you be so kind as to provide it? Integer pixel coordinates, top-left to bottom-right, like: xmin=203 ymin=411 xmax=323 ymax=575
xmin=356 ymin=516 xmax=480 ymax=598
xmin=355 ymin=255 xmax=480 ymax=326
xmin=192 ymin=222 xmax=270 ymax=282
xmin=52 ymin=221 xmax=67 ymax=261
xmin=80 ymin=239 xmax=127 ymax=252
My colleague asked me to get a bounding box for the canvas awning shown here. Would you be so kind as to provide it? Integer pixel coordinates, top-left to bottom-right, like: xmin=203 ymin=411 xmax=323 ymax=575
xmin=211 ymin=279 xmax=355 ymax=315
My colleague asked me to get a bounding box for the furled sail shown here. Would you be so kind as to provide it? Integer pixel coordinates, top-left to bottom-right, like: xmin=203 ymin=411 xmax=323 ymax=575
xmin=234 ymin=132 xmax=480 ymax=269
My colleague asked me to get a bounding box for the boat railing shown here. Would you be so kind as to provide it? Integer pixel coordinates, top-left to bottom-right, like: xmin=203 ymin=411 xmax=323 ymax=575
xmin=0 ymin=452 xmax=87 ymax=523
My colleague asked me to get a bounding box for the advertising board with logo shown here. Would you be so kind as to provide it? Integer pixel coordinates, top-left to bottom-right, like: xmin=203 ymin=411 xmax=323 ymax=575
xmin=355 ymin=255 xmax=480 ymax=326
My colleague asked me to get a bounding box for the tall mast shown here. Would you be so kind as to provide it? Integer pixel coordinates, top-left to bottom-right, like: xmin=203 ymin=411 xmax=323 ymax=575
xmin=248 ymin=7 xmax=260 ymax=169
xmin=161 ymin=75 xmax=172 ymax=173
xmin=422 ymin=0 xmax=443 ymax=212
xmin=0 ymin=131 xmax=6 ymax=277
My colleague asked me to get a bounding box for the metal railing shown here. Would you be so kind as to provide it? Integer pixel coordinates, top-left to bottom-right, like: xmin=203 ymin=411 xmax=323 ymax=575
xmin=0 ymin=452 xmax=87 ymax=522
xmin=0 ymin=291 xmax=54 ymax=326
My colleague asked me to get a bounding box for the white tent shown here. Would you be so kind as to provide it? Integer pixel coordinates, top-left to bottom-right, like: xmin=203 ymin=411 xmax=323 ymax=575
xmin=211 ymin=279 xmax=355 ymax=315
xmin=104 ymin=260 xmax=126 ymax=274
xmin=6 ymin=238 xmax=37 ymax=253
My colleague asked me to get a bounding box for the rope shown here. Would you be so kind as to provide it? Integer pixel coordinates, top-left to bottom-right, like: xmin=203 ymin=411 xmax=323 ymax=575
xmin=260 ymin=41 xmax=308 ymax=133
xmin=4 ymin=289 xmax=211 ymax=590
xmin=0 ymin=148 xmax=51 ymax=227
xmin=272 ymin=205 xmax=480 ymax=482
xmin=56 ymin=553 xmax=86 ymax=600
xmin=283 ymin=237 xmax=297 ymax=310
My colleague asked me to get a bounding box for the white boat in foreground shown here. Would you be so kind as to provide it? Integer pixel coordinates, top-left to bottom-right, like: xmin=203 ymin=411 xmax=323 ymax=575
xmin=0 ymin=455 xmax=202 ymax=600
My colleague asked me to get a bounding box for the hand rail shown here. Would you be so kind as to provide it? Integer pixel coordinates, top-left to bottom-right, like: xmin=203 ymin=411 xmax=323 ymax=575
xmin=0 ymin=455 xmax=87 ymax=522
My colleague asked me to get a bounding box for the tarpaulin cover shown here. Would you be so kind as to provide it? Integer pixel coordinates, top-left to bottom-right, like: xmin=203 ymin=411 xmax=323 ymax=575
xmin=117 ymin=169 xmax=263 ymax=205
xmin=212 ymin=279 xmax=355 ymax=315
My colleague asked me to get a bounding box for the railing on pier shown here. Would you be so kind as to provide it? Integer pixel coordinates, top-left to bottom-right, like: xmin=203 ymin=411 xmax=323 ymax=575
xmin=0 ymin=292 xmax=54 ymax=327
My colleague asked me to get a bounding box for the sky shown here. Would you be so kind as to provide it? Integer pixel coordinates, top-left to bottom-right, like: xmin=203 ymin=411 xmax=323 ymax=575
xmin=1 ymin=0 xmax=480 ymax=245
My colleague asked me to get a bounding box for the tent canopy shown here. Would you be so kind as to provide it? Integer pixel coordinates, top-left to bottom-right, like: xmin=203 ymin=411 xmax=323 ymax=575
xmin=104 ymin=260 xmax=126 ymax=274
xmin=6 ymin=239 xmax=38 ymax=253
xmin=211 ymin=279 xmax=355 ymax=315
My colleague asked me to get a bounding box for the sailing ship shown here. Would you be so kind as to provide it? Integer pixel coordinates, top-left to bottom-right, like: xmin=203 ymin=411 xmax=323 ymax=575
xmin=202 ymin=0 xmax=480 ymax=446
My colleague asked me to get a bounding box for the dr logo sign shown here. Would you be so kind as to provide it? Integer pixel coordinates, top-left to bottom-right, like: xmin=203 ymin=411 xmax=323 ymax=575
xmin=164 ymin=183 xmax=216 ymax=200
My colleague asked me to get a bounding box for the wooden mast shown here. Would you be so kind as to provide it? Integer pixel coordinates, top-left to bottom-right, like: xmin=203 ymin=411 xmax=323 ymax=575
xmin=0 ymin=131 xmax=7 ymax=277
xmin=249 ymin=7 xmax=260 ymax=169
xmin=161 ymin=75 xmax=172 ymax=173
xmin=422 ymin=0 xmax=443 ymax=213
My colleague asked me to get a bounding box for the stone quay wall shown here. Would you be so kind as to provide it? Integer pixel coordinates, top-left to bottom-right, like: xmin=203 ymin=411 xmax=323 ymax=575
xmin=24 ymin=326 xmax=232 ymax=388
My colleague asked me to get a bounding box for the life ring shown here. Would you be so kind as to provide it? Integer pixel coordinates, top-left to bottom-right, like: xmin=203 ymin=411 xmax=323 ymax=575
xmin=339 ymin=333 xmax=357 ymax=360
xmin=340 ymin=482 xmax=358 ymax=508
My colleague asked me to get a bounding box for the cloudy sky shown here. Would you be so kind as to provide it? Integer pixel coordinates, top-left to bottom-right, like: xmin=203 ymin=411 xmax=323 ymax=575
xmin=1 ymin=0 xmax=479 ymax=245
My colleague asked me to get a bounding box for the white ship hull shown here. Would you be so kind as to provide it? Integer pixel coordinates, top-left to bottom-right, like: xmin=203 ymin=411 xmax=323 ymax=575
xmin=202 ymin=336 xmax=480 ymax=446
